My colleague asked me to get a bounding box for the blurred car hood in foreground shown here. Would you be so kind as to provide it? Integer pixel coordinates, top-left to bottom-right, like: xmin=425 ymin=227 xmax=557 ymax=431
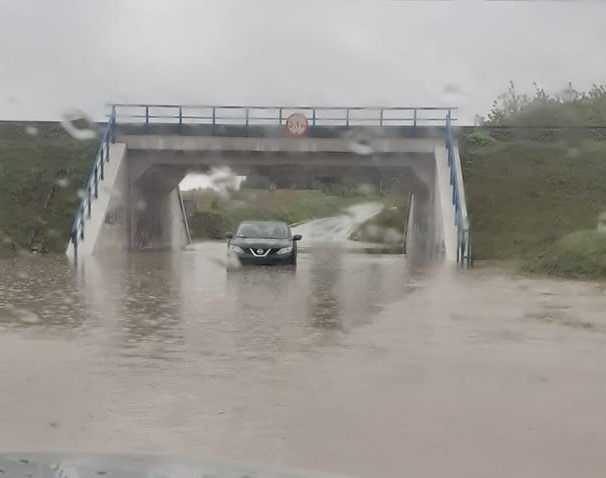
xmin=0 ymin=453 xmax=357 ymax=478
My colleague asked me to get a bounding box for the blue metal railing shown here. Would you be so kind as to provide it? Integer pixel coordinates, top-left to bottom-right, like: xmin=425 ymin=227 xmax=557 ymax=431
xmin=69 ymin=109 xmax=116 ymax=260
xmin=68 ymin=103 xmax=458 ymax=259
xmin=445 ymin=111 xmax=472 ymax=266
xmin=112 ymin=104 xmax=456 ymax=135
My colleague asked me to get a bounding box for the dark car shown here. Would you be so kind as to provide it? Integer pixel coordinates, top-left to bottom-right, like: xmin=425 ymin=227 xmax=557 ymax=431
xmin=226 ymin=221 xmax=302 ymax=267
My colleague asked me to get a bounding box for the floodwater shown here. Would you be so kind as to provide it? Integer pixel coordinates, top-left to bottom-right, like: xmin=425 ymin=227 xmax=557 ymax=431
xmin=1 ymin=240 xmax=606 ymax=477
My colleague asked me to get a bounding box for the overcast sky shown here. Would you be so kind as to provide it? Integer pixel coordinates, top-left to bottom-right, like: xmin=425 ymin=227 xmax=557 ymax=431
xmin=1 ymin=0 xmax=605 ymax=124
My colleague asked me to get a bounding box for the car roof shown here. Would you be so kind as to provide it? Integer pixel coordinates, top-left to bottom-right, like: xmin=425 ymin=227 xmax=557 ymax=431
xmin=237 ymin=220 xmax=289 ymax=226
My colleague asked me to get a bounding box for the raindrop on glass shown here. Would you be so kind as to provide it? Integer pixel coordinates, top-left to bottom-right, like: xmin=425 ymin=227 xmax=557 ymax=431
xmin=11 ymin=307 xmax=42 ymax=325
xmin=349 ymin=140 xmax=374 ymax=156
xmin=60 ymin=110 xmax=97 ymax=140
xmin=57 ymin=178 xmax=69 ymax=188
xmin=24 ymin=125 xmax=39 ymax=136
xmin=77 ymin=189 xmax=86 ymax=199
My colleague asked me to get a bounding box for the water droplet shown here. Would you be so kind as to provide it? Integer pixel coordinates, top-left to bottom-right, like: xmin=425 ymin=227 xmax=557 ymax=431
xmin=10 ymin=307 xmax=42 ymax=325
xmin=444 ymin=84 xmax=460 ymax=94
xmin=16 ymin=271 xmax=28 ymax=280
xmin=566 ymin=148 xmax=579 ymax=158
xmin=135 ymin=200 xmax=147 ymax=211
xmin=357 ymin=184 xmax=374 ymax=195
xmin=2 ymin=236 xmax=12 ymax=245
xmin=349 ymin=140 xmax=374 ymax=156
xmin=60 ymin=110 xmax=97 ymax=140
xmin=56 ymin=178 xmax=69 ymax=188
xmin=24 ymin=125 xmax=38 ymax=136
xmin=77 ymin=189 xmax=86 ymax=199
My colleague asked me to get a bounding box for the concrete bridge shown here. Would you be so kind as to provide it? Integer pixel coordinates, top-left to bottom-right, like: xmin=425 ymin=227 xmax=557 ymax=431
xmin=67 ymin=105 xmax=471 ymax=265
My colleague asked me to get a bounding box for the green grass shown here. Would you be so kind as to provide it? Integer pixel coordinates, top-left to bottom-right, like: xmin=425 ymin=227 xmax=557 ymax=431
xmin=524 ymin=230 xmax=606 ymax=280
xmin=349 ymin=195 xmax=407 ymax=243
xmin=186 ymin=189 xmax=375 ymax=239
xmin=0 ymin=123 xmax=96 ymax=257
xmin=462 ymin=140 xmax=606 ymax=265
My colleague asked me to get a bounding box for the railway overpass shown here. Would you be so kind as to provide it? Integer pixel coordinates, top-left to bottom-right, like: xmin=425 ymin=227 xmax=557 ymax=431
xmin=67 ymin=105 xmax=471 ymax=265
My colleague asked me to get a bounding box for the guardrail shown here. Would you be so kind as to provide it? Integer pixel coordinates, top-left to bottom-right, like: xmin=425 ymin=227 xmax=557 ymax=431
xmin=69 ymin=109 xmax=116 ymax=260
xmin=445 ymin=111 xmax=472 ymax=266
xmin=112 ymin=104 xmax=456 ymax=134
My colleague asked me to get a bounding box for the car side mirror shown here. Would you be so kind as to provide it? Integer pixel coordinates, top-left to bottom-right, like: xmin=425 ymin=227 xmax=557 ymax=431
xmin=225 ymin=232 xmax=233 ymax=239
xmin=293 ymin=234 xmax=302 ymax=241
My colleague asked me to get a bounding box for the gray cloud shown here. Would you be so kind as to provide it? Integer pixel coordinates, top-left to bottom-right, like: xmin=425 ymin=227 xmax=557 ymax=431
xmin=1 ymin=0 xmax=604 ymax=123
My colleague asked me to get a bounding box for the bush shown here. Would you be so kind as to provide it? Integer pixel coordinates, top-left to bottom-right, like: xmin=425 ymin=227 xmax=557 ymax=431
xmin=524 ymin=230 xmax=606 ymax=279
xmin=465 ymin=129 xmax=496 ymax=147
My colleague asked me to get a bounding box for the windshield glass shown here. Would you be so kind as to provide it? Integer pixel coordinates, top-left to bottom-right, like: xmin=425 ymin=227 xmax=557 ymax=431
xmin=237 ymin=222 xmax=290 ymax=239
xmin=3 ymin=2 xmax=606 ymax=478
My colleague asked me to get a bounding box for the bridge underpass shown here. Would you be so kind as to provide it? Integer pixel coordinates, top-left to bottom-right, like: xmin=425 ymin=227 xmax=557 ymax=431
xmin=67 ymin=105 xmax=471 ymax=265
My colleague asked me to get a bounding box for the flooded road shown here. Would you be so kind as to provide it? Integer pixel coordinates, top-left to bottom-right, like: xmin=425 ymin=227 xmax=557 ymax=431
xmin=1 ymin=245 xmax=606 ymax=478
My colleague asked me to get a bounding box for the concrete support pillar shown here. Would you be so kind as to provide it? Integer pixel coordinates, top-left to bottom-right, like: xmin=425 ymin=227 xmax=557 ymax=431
xmin=131 ymin=186 xmax=189 ymax=251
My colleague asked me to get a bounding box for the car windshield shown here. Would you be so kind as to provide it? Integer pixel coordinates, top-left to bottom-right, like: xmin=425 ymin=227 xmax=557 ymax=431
xmin=236 ymin=223 xmax=290 ymax=239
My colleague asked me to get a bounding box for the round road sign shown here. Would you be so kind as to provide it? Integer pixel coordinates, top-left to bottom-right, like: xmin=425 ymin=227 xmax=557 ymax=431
xmin=284 ymin=113 xmax=309 ymax=137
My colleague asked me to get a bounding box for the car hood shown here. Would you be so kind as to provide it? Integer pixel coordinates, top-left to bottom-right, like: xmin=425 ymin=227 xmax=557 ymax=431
xmin=231 ymin=237 xmax=292 ymax=248
xmin=0 ymin=453 xmax=355 ymax=478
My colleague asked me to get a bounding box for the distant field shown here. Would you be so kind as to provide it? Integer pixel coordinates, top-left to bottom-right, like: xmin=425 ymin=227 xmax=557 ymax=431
xmin=183 ymin=188 xmax=376 ymax=239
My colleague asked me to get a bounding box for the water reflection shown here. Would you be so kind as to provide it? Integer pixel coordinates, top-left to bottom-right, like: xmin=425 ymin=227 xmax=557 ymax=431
xmin=0 ymin=256 xmax=86 ymax=333
xmin=0 ymin=243 xmax=416 ymax=360
xmin=307 ymin=247 xmax=343 ymax=330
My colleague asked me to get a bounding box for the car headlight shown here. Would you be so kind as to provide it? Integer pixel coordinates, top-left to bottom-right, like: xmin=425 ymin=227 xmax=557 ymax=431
xmin=229 ymin=244 xmax=244 ymax=254
xmin=276 ymin=247 xmax=293 ymax=255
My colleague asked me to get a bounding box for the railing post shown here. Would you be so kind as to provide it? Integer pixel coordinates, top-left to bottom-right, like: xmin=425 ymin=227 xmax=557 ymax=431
xmin=87 ymin=188 xmax=92 ymax=219
xmin=278 ymin=107 xmax=283 ymax=126
xmin=110 ymin=106 xmax=116 ymax=144
xmin=71 ymin=228 xmax=78 ymax=262
xmin=178 ymin=107 xmax=183 ymax=135
xmin=93 ymin=166 xmax=98 ymax=199
xmin=245 ymin=108 xmax=250 ymax=136
xmin=345 ymin=109 xmax=350 ymax=128
xmin=100 ymin=145 xmax=105 ymax=180
xmin=212 ymin=107 xmax=216 ymax=135
xmin=79 ymin=210 xmax=84 ymax=240
xmin=144 ymin=106 xmax=149 ymax=134
xmin=379 ymin=109 xmax=384 ymax=127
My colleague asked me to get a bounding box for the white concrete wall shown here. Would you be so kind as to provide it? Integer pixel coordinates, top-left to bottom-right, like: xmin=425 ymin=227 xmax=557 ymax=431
xmin=130 ymin=186 xmax=190 ymax=251
xmin=94 ymin=147 xmax=132 ymax=254
xmin=433 ymin=145 xmax=457 ymax=262
xmin=404 ymin=195 xmax=416 ymax=256
xmin=66 ymin=143 xmax=128 ymax=259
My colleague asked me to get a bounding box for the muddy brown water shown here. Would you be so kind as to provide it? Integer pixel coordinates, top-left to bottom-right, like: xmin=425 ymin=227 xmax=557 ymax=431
xmin=1 ymin=243 xmax=606 ymax=478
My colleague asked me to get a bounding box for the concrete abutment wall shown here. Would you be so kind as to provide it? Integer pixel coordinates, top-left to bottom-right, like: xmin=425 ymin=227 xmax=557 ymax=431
xmin=69 ymin=136 xmax=461 ymax=263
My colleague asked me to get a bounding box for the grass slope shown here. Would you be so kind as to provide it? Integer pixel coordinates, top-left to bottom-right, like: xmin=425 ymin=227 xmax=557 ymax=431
xmin=462 ymin=140 xmax=606 ymax=271
xmin=348 ymin=195 xmax=408 ymax=244
xmin=0 ymin=123 xmax=96 ymax=257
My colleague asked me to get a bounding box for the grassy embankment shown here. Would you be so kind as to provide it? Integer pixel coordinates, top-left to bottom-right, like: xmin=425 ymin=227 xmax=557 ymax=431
xmin=462 ymin=138 xmax=606 ymax=279
xmin=348 ymin=195 xmax=408 ymax=244
xmin=183 ymin=188 xmax=377 ymax=239
xmin=0 ymin=123 xmax=95 ymax=258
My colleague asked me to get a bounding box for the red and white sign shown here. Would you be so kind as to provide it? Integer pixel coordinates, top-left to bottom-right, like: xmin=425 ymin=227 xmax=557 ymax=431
xmin=284 ymin=112 xmax=309 ymax=137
